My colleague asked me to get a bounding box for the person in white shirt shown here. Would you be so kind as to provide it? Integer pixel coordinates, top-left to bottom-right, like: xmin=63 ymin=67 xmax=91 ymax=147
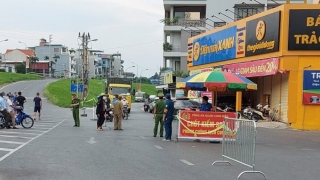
xmin=5 ymin=94 xmax=18 ymax=129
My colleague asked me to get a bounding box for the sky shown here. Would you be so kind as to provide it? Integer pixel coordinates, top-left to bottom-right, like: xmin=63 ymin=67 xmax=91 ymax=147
xmin=0 ymin=0 xmax=164 ymax=77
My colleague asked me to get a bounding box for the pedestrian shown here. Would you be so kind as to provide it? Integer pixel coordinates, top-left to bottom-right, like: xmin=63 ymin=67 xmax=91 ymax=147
xmin=96 ymin=96 xmax=106 ymax=131
xmin=162 ymin=93 xmax=174 ymax=141
xmin=0 ymin=92 xmax=11 ymax=129
xmin=112 ymin=95 xmax=118 ymax=105
xmin=113 ymin=95 xmax=123 ymax=130
xmin=16 ymin=91 xmax=26 ymax=107
xmin=200 ymin=96 xmax=213 ymax=111
xmin=33 ymin=92 xmax=42 ymax=120
xmin=70 ymin=93 xmax=80 ymax=127
xmin=106 ymin=94 xmax=111 ymax=109
xmin=153 ymin=93 xmax=165 ymax=137
xmin=5 ymin=93 xmax=18 ymax=129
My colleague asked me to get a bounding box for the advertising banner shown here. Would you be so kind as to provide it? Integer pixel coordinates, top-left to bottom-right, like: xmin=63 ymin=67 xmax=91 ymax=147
xmin=236 ymin=24 xmax=246 ymax=58
xmin=288 ymin=10 xmax=320 ymax=50
xmin=245 ymin=11 xmax=280 ymax=57
xmin=201 ymin=91 xmax=212 ymax=99
xmin=178 ymin=111 xmax=236 ymax=140
xmin=303 ymin=70 xmax=320 ymax=104
xmin=222 ymin=57 xmax=279 ymax=77
xmin=163 ymin=71 xmax=173 ymax=84
xmin=192 ymin=26 xmax=237 ymax=66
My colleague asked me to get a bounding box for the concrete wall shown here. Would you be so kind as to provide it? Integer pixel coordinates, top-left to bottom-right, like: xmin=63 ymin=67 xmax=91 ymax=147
xmin=3 ymin=50 xmax=27 ymax=62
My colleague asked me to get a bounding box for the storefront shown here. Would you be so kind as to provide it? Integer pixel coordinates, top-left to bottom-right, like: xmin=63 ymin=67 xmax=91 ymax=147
xmin=187 ymin=4 xmax=320 ymax=130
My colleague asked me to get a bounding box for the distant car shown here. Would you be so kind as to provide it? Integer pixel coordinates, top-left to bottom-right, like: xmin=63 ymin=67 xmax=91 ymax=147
xmin=148 ymin=99 xmax=159 ymax=113
xmin=173 ymin=98 xmax=198 ymax=116
xmin=149 ymin=95 xmax=156 ymax=100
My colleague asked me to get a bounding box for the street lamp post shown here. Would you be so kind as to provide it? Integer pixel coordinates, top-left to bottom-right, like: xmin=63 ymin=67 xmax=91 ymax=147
xmin=18 ymin=41 xmax=27 ymax=49
xmin=140 ymin=69 xmax=148 ymax=91
xmin=125 ymin=66 xmax=135 ymax=78
xmin=0 ymin=39 xmax=8 ymax=71
xmin=132 ymin=62 xmax=139 ymax=82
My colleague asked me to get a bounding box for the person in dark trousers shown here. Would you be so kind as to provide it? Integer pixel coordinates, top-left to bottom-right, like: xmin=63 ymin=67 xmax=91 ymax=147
xmin=70 ymin=93 xmax=80 ymax=127
xmin=162 ymin=94 xmax=174 ymax=141
xmin=33 ymin=92 xmax=42 ymax=120
xmin=153 ymin=93 xmax=165 ymax=137
xmin=96 ymin=96 xmax=106 ymax=131
xmin=16 ymin=91 xmax=26 ymax=107
xmin=200 ymin=96 xmax=213 ymax=111
xmin=106 ymin=95 xmax=111 ymax=109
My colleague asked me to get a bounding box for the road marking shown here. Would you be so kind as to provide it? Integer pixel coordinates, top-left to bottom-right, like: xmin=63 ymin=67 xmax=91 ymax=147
xmin=0 ymin=131 xmax=40 ymax=135
xmin=32 ymin=124 xmax=55 ymax=127
xmin=154 ymin=145 xmax=163 ymax=149
xmin=0 ymin=119 xmax=66 ymax=162
xmin=0 ymin=148 xmax=14 ymax=152
xmin=180 ymin=159 xmax=195 ymax=166
xmin=140 ymin=136 xmax=146 ymax=139
xmin=0 ymin=135 xmax=33 ymax=139
xmin=87 ymin=137 xmax=97 ymax=144
xmin=5 ymin=129 xmax=46 ymax=133
xmin=0 ymin=140 xmax=24 ymax=145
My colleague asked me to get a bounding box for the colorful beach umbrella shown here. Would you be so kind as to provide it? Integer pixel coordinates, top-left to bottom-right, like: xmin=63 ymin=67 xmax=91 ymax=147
xmin=176 ymin=71 xmax=257 ymax=92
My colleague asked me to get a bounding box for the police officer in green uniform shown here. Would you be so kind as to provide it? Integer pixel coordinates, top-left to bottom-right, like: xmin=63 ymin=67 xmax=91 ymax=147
xmin=153 ymin=93 xmax=165 ymax=137
xmin=71 ymin=93 xmax=80 ymax=127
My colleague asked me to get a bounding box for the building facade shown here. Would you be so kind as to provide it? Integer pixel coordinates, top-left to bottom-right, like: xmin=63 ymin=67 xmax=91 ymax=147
xmin=187 ymin=3 xmax=320 ymax=130
xmin=34 ymin=38 xmax=71 ymax=77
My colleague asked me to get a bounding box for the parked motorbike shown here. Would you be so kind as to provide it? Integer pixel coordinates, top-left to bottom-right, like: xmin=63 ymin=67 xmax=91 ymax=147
xmin=216 ymin=105 xmax=234 ymax=112
xmin=242 ymin=106 xmax=253 ymax=119
xmin=241 ymin=106 xmax=263 ymax=122
xmin=105 ymin=108 xmax=113 ymax=122
xmin=256 ymin=103 xmax=270 ymax=117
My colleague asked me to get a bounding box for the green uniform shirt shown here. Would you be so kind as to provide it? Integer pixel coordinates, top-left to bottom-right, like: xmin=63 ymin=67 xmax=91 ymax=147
xmin=155 ymin=99 xmax=165 ymax=114
xmin=71 ymin=98 xmax=80 ymax=109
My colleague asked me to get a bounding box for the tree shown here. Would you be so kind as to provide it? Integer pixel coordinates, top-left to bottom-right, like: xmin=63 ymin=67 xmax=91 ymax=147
xmin=174 ymin=70 xmax=189 ymax=78
xmin=52 ymin=54 xmax=60 ymax=76
xmin=163 ymin=42 xmax=173 ymax=51
xmin=15 ymin=62 xmax=26 ymax=74
xmin=28 ymin=56 xmax=39 ymax=71
xmin=44 ymin=55 xmax=49 ymax=60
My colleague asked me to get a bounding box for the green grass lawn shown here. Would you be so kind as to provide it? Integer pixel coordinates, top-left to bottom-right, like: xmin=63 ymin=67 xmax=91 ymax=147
xmin=132 ymin=83 xmax=157 ymax=96
xmin=44 ymin=79 xmax=105 ymax=108
xmin=0 ymin=72 xmax=43 ymax=85
xmin=44 ymin=80 xmax=157 ymax=107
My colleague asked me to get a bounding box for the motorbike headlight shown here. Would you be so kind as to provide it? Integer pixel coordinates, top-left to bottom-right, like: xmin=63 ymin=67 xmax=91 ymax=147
xmin=110 ymin=111 xmax=113 ymax=114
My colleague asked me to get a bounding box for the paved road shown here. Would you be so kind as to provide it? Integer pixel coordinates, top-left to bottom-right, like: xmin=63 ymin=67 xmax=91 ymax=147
xmin=0 ymin=80 xmax=320 ymax=180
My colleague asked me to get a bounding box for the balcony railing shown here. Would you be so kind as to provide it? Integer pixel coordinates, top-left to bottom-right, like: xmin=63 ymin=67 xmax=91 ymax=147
xmin=165 ymin=18 xmax=206 ymax=27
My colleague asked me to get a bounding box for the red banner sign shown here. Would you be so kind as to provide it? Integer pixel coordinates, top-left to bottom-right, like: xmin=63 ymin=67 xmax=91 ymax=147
xmin=222 ymin=57 xmax=279 ymax=77
xmin=201 ymin=91 xmax=212 ymax=99
xmin=178 ymin=111 xmax=236 ymax=140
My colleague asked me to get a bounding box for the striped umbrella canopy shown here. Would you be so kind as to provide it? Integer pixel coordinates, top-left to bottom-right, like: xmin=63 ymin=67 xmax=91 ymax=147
xmin=176 ymin=71 xmax=257 ymax=92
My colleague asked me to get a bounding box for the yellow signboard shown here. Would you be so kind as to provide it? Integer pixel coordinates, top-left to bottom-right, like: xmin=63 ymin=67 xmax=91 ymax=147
xmin=164 ymin=71 xmax=173 ymax=84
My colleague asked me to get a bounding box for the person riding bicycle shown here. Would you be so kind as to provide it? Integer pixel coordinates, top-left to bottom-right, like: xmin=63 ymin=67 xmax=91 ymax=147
xmin=121 ymin=97 xmax=128 ymax=117
xmin=0 ymin=92 xmax=12 ymax=129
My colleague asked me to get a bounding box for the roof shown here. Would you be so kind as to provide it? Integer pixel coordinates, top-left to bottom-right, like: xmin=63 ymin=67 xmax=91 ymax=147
xmin=5 ymin=49 xmax=35 ymax=57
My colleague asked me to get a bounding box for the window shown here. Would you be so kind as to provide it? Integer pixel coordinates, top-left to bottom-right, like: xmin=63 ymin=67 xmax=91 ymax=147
xmin=236 ymin=8 xmax=259 ymax=19
xmin=54 ymin=48 xmax=59 ymax=53
xmin=62 ymin=47 xmax=67 ymax=53
xmin=214 ymin=22 xmax=227 ymax=28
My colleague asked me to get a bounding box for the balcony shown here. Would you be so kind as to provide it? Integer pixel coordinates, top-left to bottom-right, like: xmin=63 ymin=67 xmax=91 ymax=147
xmin=163 ymin=44 xmax=186 ymax=57
xmin=70 ymin=69 xmax=76 ymax=74
xmin=163 ymin=18 xmax=206 ymax=31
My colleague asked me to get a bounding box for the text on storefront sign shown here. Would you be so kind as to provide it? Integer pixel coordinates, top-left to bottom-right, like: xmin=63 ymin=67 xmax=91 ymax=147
xmin=200 ymin=37 xmax=235 ymax=55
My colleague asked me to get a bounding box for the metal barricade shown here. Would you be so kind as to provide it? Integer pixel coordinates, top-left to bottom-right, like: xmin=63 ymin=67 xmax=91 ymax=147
xmin=212 ymin=118 xmax=267 ymax=179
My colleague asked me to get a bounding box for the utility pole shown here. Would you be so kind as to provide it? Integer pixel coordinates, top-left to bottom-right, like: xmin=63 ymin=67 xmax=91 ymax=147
xmin=49 ymin=35 xmax=52 ymax=77
xmin=79 ymin=32 xmax=91 ymax=101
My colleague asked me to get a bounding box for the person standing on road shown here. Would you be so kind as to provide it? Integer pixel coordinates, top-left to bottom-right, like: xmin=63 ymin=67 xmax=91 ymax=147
xmin=162 ymin=94 xmax=174 ymax=141
xmin=0 ymin=92 xmax=11 ymax=129
xmin=106 ymin=95 xmax=111 ymax=109
xmin=16 ymin=91 xmax=26 ymax=108
xmin=113 ymin=95 xmax=123 ymax=130
xmin=96 ymin=96 xmax=106 ymax=131
xmin=33 ymin=93 xmax=42 ymax=121
xmin=70 ymin=93 xmax=80 ymax=127
xmin=5 ymin=93 xmax=18 ymax=129
xmin=153 ymin=93 xmax=165 ymax=137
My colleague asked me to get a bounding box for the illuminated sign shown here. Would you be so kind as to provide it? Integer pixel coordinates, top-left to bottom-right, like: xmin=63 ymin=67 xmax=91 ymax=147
xmin=245 ymin=12 xmax=280 ymax=56
xmin=288 ymin=10 xmax=320 ymax=50
xmin=192 ymin=26 xmax=237 ymax=66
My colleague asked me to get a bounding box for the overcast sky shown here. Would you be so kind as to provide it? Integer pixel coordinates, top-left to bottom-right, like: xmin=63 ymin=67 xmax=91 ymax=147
xmin=0 ymin=0 xmax=164 ymax=77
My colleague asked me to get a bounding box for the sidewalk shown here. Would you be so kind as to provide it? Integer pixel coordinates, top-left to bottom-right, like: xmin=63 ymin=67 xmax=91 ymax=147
xmin=256 ymin=120 xmax=288 ymax=129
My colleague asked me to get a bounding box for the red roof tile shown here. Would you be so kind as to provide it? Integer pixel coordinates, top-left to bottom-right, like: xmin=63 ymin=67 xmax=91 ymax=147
xmin=5 ymin=49 xmax=35 ymax=56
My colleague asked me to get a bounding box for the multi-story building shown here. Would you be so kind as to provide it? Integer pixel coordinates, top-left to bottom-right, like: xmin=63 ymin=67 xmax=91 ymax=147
xmin=74 ymin=49 xmax=104 ymax=78
xmin=98 ymin=53 xmax=123 ymax=78
xmin=34 ymin=38 xmax=71 ymax=77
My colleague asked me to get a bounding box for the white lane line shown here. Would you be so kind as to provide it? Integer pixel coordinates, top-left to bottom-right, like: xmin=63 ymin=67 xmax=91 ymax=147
xmin=31 ymin=127 xmax=51 ymax=130
xmin=0 ymin=148 xmax=14 ymax=152
xmin=0 ymin=135 xmax=33 ymax=139
xmin=0 ymin=131 xmax=40 ymax=136
xmin=32 ymin=124 xmax=55 ymax=127
xmin=154 ymin=145 xmax=163 ymax=149
xmin=5 ymin=129 xmax=46 ymax=133
xmin=0 ymin=140 xmax=24 ymax=145
xmin=35 ymin=122 xmax=57 ymax=124
xmin=140 ymin=136 xmax=146 ymax=139
xmin=180 ymin=159 xmax=195 ymax=166
xmin=0 ymin=119 xmax=66 ymax=162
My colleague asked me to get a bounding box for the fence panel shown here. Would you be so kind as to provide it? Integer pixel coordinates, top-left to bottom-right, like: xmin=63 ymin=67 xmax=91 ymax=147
xmin=213 ymin=117 xmax=267 ymax=179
